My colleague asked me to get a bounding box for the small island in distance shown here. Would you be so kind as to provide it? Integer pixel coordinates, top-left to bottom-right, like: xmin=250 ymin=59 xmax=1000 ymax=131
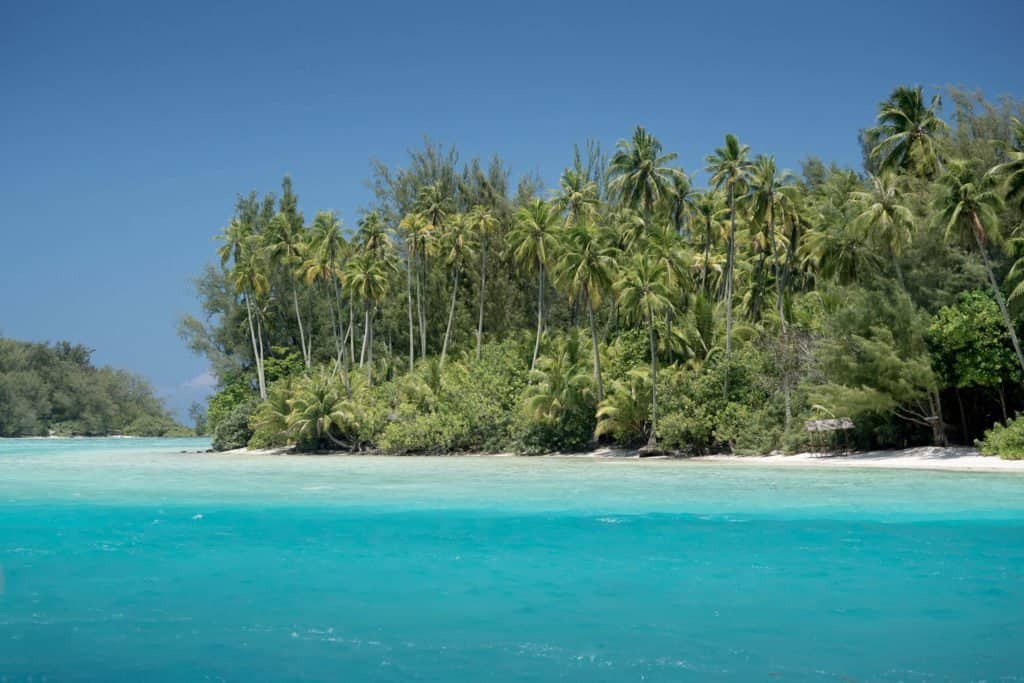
xmin=0 ymin=338 xmax=191 ymax=437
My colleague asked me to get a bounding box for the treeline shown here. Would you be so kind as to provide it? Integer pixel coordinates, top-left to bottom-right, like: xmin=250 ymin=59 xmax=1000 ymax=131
xmin=181 ymin=86 xmax=1024 ymax=456
xmin=0 ymin=338 xmax=189 ymax=437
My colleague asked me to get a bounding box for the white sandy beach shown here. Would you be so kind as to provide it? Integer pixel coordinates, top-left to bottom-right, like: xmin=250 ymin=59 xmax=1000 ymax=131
xmin=223 ymin=445 xmax=1024 ymax=472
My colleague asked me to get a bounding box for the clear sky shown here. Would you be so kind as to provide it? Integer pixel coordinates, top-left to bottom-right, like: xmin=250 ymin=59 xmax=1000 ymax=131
xmin=1 ymin=0 xmax=1021 ymax=419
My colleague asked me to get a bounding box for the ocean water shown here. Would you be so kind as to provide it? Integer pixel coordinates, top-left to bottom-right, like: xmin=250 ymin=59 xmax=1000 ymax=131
xmin=1 ymin=439 xmax=1023 ymax=681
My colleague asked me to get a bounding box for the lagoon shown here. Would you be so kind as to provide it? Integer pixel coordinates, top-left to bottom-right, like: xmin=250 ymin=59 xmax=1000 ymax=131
xmin=2 ymin=438 xmax=1023 ymax=681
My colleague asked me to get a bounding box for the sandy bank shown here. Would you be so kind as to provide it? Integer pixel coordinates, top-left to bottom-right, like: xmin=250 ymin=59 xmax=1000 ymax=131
xmin=218 ymin=445 xmax=1024 ymax=472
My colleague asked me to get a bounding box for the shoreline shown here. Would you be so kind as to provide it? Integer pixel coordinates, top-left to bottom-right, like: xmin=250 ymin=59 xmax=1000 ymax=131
xmin=220 ymin=445 xmax=1024 ymax=473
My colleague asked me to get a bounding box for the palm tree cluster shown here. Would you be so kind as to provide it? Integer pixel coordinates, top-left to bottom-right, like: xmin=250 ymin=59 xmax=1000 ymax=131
xmin=189 ymin=85 xmax=1024 ymax=453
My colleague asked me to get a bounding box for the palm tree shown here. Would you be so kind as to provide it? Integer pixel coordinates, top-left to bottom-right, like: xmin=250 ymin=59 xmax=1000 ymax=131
xmin=614 ymin=253 xmax=674 ymax=448
xmin=988 ymin=117 xmax=1024 ymax=212
xmin=868 ymin=85 xmax=948 ymax=179
xmin=302 ymin=212 xmax=349 ymax=376
xmin=934 ymin=160 xmax=1024 ymax=374
xmin=464 ymin=205 xmax=499 ymax=360
xmin=706 ymin=133 xmax=752 ymax=386
xmin=345 ymin=253 xmax=392 ymax=384
xmin=355 ymin=210 xmax=393 ymax=257
xmin=692 ymin=191 xmax=724 ymax=296
xmin=266 ymin=213 xmax=312 ymax=367
xmin=553 ymin=164 xmax=599 ymax=227
xmin=557 ymin=220 xmax=617 ymax=402
xmin=509 ymin=198 xmax=562 ymax=370
xmin=399 ymin=212 xmax=434 ymax=361
xmin=522 ymin=331 xmax=594 ymax=433
xmin=608 ymin=126 xmax=684 ymax=223
xmin=438 ymin=213 xmax=474 ymax=367
xmin=851 ymin=172 xmax=915 ymax=290
xmin=666 ymin=172 xmax=698 ymax=236
xmin=747 ymin=155 xmax=791 ymax=326
xmin=286 ymin=370 xmax=359 ymax=450
xmin=228 ymin=236 xmax=270 ymax=399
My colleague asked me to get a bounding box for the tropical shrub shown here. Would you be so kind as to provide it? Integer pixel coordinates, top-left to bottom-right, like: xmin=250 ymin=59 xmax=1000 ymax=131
xmin=212 ymin=399 xmax=258 ymax=450
xmin=977 ymin=417 xmax=1024 ymax=459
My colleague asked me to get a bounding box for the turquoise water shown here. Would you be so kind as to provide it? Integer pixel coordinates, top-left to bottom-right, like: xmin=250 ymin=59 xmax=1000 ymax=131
xmin=2 ymin=439 xmax=1023 ymax=681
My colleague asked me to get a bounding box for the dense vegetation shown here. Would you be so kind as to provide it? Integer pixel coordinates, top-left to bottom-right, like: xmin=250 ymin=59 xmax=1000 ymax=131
xmin=181 ymin=86 xmax=1024 ymax=456
xmin=0 ymin=338 xmax=189 ymax=437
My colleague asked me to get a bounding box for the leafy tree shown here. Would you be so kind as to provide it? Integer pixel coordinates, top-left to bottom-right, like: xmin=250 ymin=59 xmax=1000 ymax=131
xmin=868 ymin=85 xmax=948 ymax=178
xmin=509 ymin=199 xmax=562 ymax=370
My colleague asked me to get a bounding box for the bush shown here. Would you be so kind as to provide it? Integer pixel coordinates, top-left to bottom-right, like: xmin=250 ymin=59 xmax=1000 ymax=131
xmin=977 ymin=417 xmax=1024 ymax=459
xmin=212 ymin=399 xmax=257 ymax=450
xmin=207 ymin=381 xmax=256 ymax=435
xmin=125 ymin=414 xmax=193 ymax=437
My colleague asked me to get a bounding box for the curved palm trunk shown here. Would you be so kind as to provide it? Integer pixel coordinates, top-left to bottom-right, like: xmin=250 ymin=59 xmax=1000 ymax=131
xmin=360 ymin=305 xmax=369 ymax=368
xmin=767 ymin=201 xmax=786 ymax=329
xmin=891 ymin=247 xmax=906 ymax=292
xmin=406 ymin=257 xmax=415 ymax=371
xmin=476 ymin=238 xmax=487 ymax=361
xmin=367 ymin=305 xmax=374 ymax=385
xmin=418 ymin=252 xmax=428 ymax=359
xmin=646 ymin=302 xmax=658 ymax=448
xmin=973 ymin=212 xmax=1024 ymax=375
xmin=243 ymin=292 xmax=267 ymax=400
xmin=292 ymin=287 xmax=310 ymax=368
xmin=531 ymin=261 xmax=545 ymax=371
xmin=349 ymin=292 xmax=356 ymax=369
xmin=587 ymin=290 xmax=604 ymax=403
xmin=702 ymin=215 xmax=712 ymax=296
xmin=724 ymin=184 xmax=736 ymax=398
xmin=440 ymin=262 xmax=461 ymax=368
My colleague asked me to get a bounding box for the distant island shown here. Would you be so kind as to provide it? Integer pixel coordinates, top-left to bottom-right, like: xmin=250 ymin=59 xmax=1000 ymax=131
xmin=177 ymin=85 xmax=1024 ymax=459
xmin=0 ymin=338 xmax=191 ymax=437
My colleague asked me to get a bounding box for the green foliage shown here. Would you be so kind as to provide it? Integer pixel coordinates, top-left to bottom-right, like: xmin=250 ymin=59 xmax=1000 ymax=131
xmin=928 ymin=291 xmax=1021 ymax=389
xmin=211 ymin=399 xmax=257 ymax=451
xmin=0 ymin=338 xmax=186 ymax=437
xmin=207 ymin=382 xmax=255 ymax=435
xmin=182 ymin=90 xmax=1024 ymax=455
xmin=977 ymin=417 xmax=1024 ymax=459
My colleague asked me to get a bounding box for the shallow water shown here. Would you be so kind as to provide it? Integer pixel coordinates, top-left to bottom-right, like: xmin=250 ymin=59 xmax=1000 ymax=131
xmin=2 ymin=438 xmax=1023 ymax=681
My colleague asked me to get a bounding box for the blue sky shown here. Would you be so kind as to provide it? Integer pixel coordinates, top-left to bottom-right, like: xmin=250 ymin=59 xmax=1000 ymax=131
xmin=1 ymin=0 xmax=1021 ymax=419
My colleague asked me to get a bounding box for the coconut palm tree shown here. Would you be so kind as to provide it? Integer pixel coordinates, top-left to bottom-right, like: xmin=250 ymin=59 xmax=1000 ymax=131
xmin=355 ymin=210 xmax=393 ymax=257
xmin=345 ymin=253 xmax=392 ymax=384
xmin=868 ymin=85 xmax=948 ymax=179
xmin=553 ymin=163 xmax=599 ymax=227
xmin=666 ymin=172 xmax=698 ymax=236
xmin=692 ymin=190 xmax=724 ymax=296
xmin=747 ymin=155 xmax=791 ymax=326
xmin=438 ymin=213 xmax=474 ymax=367
xmin=934 ymin=160 xmax=1024 ymax=374
xmin=509 ymin=198 xmax=562 ymax=370
xmin=608 ymin=126 xmax=684 ymax=223
xmin=557 ymin=220 xmax=617 ymax=402
xmin=988 ymin=117 xmax=1024 ymax=212
xmin=706 ymin=134 xmax=752 ymax=385
xmin=851 ymin=172 xmax=915 ymax=290
xmin=302 ymin=211 xmax=349 ymax=376
xmin=266 ymin=213 xmax=312 ymax=367
xmin=399 ymin=212 xmax=434 ymax=361
xmin=463 ymin=205 xmax=499 ymax=360
xmin=614 ymin=253 xmax=675 ymax=448
xmin=286 ymin=370 xmax=359 ymax=450
xmin=228 ymin=236 xmax=270 ymax=399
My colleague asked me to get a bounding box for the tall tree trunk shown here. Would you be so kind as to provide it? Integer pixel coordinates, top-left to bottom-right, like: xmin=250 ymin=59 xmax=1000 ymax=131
xmin=892 ymin=249 xmax=906 ymax=292
xmin=418 ymin=252 xmax=428 ymax=358
xmin=476 ymin=237 xmax=487 ymax=361
xmin=767 ymin=201 xmax=786 ymax=330
xmin=406 ymin=256 xmax=415 ymax=371
xmin=531 ymin=261 xmax=545 ymax=371
xmin=292 ymin=287 xmax=310 ymax=368
xmin=956 ymin=388 xmax=968 ymax=443
xmin=360 ymin=306 xmax=369 ymax=367
xmin=724 ymin=184 xmax=735 ymax=398
xmin=646 ymin=302 xmax=658 ymax=448
xmin=587 ymin=291 xmax=604 ymax=403
xmin=243 ymin=292 xmax=267 ymax=400
xmin=702 ymin=215 xmax=712 ymax=296
xmin=440 ymin=262 xmax=461 ymax=368
xmin=367 ymin=306 xmax=374 ymax=385
xmin=349 ymin=292 xmax=356 ymax=368
xmin=973 ymin=212 xmax=1024 ymax=375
